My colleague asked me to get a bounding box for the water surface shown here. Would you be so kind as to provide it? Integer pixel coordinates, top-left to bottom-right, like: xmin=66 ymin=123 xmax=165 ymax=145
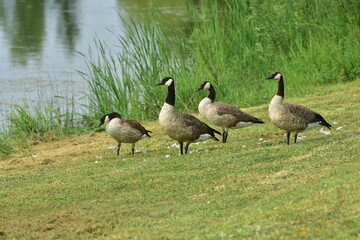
xmin=0 ymin=0 xmax=189 ymax=120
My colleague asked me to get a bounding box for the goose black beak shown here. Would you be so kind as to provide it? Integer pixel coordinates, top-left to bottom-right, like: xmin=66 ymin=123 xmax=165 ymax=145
xmin=97 ymin=122 xmax=103 ymax=128
xmin=265 ymin=76 xmax=273 ymax=80
xmin=195 ymin=87 xmax=202 ymax=92
xmin=155 ymin=82 xmax=163 ymax=86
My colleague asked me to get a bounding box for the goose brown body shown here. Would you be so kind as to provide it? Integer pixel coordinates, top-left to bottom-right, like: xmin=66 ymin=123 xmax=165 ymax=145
xmin=196 ymin=81 xmax=264 ymax=143
xmin=98 ymin=112 xmax=152 ymax=155
xmin=157 ymin=77 xmax=220 ymax=155
xmin=266 ymin=72 xmax=331 ymax=144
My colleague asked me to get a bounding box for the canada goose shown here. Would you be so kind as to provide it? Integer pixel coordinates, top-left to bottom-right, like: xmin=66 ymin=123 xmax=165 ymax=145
xmin=195 ymin=81 xmax=264 ymax=143
xmin=156 ymin=77 xmax=221 ymax=155
xmin=265 ymin=72 xmax=332 ymax=144
xmin=98 ymin=112 xmax=152 ymax=155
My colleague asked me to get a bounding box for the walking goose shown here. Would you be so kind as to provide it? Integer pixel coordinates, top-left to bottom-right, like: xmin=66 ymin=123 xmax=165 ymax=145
xmin=156 ymin=77 xmax=221 ymax=155
xmin=265 ymin=72 xmax=332 ymax=144
xmin=195 ymin=81 xmax=264 ymax=143
xmin=98 ymin=112 xmax=152 ymax=155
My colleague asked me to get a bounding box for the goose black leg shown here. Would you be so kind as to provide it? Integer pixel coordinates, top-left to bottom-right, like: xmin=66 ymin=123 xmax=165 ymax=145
xmin=286 ymin=132 xmax=290 ymax=145
xmin=222 ymin=132 xmax=228 ymax=143
xmin=294 ymin=133 xmax=298 ymax=144
xmin=179 ymin=142 xmax=184 ymax=155
xmin=117 ymin=142 xmax=121 ymax=156
xmin=185 ymin=142 xmax=190 ymax=154
xmin=131 ymin=143 xmax=135 ymax=154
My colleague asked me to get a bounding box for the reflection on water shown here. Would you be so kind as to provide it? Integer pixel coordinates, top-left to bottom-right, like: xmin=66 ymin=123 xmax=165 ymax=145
xmin=0 ymin=0 xmax=45 ymax=65
xmin=0 ymin=0 xmax=190 ymax=119
xmin=54 ymin=0 xmax=80 ymax=54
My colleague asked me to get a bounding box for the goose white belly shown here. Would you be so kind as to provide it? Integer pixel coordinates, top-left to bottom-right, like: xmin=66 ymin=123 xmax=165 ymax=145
xmin=233 ymin=121 xmax=253 ymax=128
xmin=194 ymin=133 xmax=212 ymax=142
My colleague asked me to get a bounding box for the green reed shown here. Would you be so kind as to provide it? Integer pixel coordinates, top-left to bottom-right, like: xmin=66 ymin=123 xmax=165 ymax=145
xmin=182 ymin=0 xmax=360 ymax=106
xmin=81 ymin=0 xmax=360 ymax=123
xmin=3 ymin=96 xmax=81 ymax=153
xmin=0 ymin=130 xmax=12 ymax=156
xmin=79 ymin=12 xmax=184 ymax=121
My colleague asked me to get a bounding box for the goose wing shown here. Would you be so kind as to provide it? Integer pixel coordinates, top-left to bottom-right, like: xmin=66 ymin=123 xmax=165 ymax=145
xmin=174 ymin=112 xmax=221 ymax=136
xmin=214 ymin=102 xmax=264 ymax=125
xmin=123 ymin=119 xmax=152 ymax=137
xmin=285 ymin=104 xmax=331 ymax=129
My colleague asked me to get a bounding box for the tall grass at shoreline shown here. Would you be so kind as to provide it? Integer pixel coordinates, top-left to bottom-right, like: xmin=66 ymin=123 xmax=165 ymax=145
xmin=0 ymin=96 xmax=82 ymax=156
xmin=81 ymin=0 xmax=360 ymax=121
xmin=78 ymin=14 xmax=184 ymax=121
xmin=181 ymin=0 xmax=360 ymax=105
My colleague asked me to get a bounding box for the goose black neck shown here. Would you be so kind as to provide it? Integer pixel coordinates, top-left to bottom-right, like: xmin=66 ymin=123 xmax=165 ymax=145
xmin=166 ymin=83 xmax=175 ymax=106
xmin=276 ymin=76 xmax=285 ymax=98
xmin=208 ymin=85 xmax=216 ymax=103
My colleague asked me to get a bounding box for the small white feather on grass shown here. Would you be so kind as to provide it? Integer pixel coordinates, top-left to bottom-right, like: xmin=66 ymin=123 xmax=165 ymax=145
xmin=320 ymin=128 xmax=331 ymax=135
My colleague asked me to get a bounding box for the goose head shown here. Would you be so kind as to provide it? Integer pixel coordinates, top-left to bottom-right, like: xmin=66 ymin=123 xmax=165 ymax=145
xmin=265 ymin=72 xmax=282 ymax=81
xmin=156 ymin=77 xmax=174 ymax=87
xmin=195 ymin=81 xmax=212 ymax=92
xmin=98 ymin=112 xmax=122 ymax=127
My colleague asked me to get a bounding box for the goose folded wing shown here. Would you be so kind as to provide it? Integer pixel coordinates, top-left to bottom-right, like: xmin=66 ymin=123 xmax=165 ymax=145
xmin=286 ymin=104 xmax=324 ymax=124
xmin=124 ymin=119 xmax=151 ymax=135
xmin=216 ymin=103 xmax=261 ymax=123
xmin=178 ymin=113 xmax=218 ymax=134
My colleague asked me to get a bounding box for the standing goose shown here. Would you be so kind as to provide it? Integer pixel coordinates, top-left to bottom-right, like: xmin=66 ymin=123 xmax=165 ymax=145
xmin=196 ymin=81 xmax=264 ymax=143
xmin=156 ymin=77 xmax=221 ymax=155
xmin=265 ymin=72 xmax=332 ymax=144
xmin=98 ymin=112 xmax=152 ymax=155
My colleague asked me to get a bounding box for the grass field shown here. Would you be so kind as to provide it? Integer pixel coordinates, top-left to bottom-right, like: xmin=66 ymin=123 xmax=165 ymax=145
xmin=1 ymin=79 xmax=359 ymax=239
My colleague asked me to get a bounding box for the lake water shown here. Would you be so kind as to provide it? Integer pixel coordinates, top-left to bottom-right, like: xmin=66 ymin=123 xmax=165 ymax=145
xmin=0 ymin=0 xmax=189 ymax=122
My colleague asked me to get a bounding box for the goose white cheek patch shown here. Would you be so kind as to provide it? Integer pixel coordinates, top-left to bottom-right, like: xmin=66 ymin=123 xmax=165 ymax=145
xmin=274 ymin=73 xmax=282 ymax=80
xmin=165 ymin=79 xmax=173 ymax=86
xmin=204 ymin=82 xmax=211 ymax=90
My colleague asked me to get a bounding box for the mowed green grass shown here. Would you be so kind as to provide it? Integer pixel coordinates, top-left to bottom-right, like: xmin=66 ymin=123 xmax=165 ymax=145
xmin=1 ymin=80 xmax=360 ymax=239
